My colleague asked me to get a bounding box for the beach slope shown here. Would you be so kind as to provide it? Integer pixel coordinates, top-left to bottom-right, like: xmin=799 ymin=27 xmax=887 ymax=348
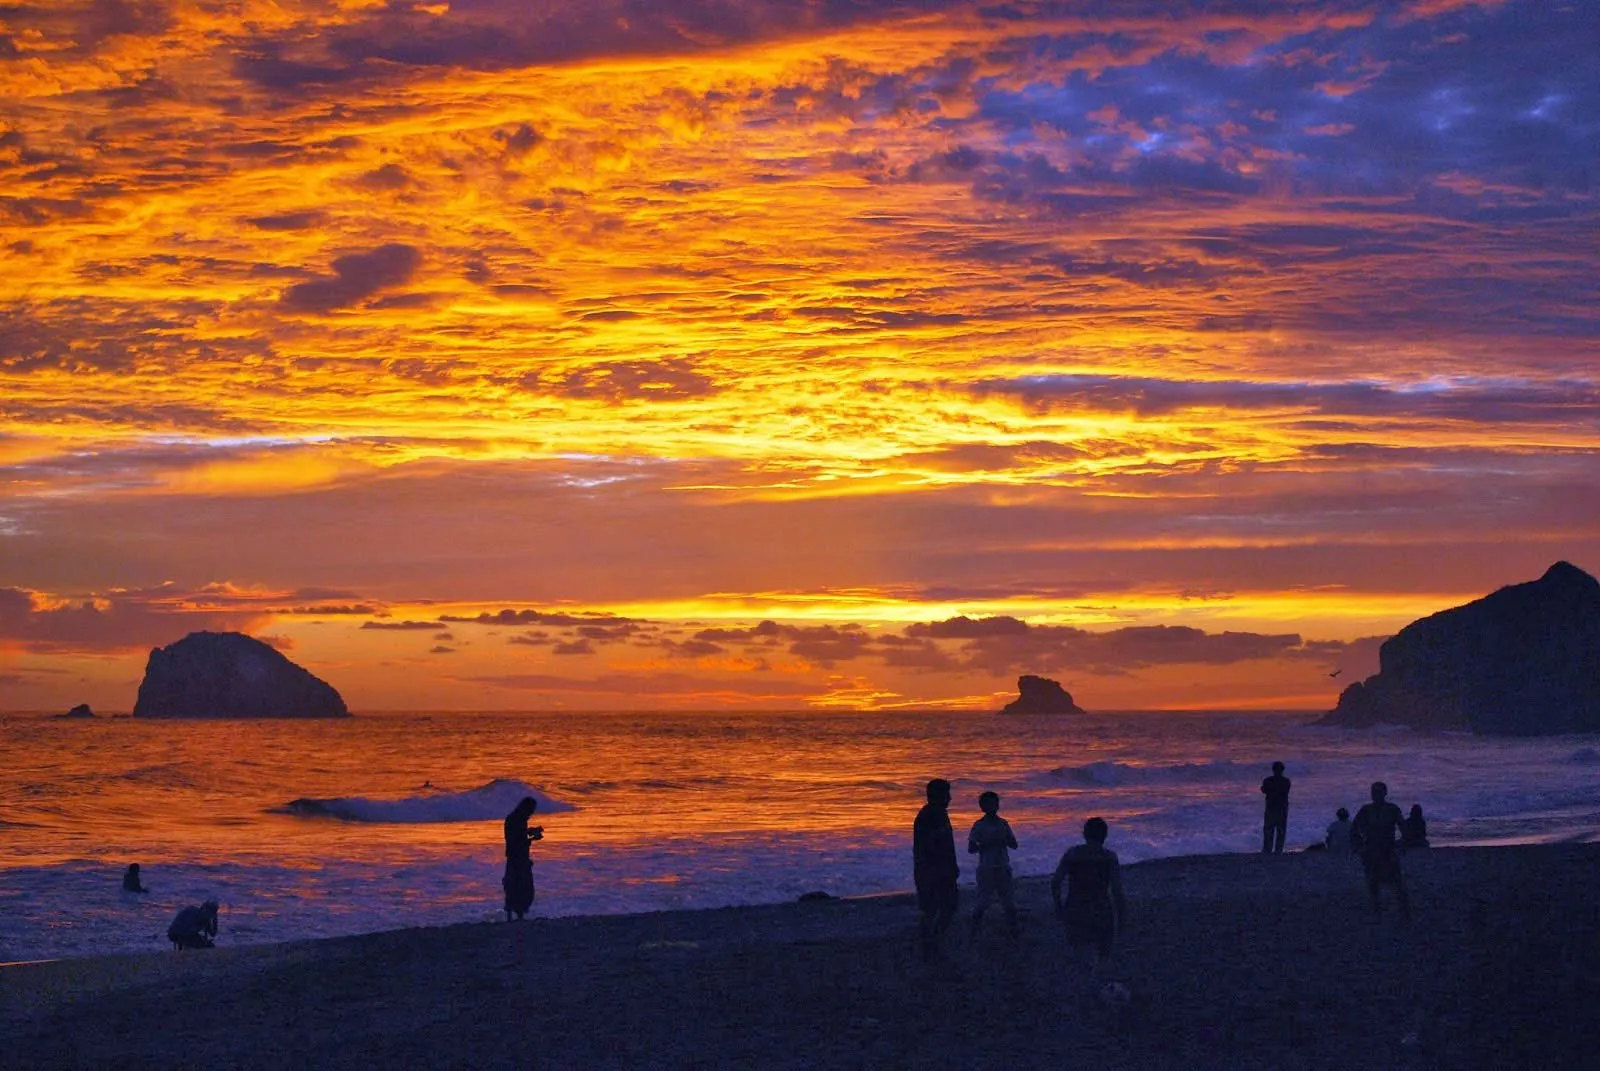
xmin=3 ymin=844 xmax=1596 ymax=1069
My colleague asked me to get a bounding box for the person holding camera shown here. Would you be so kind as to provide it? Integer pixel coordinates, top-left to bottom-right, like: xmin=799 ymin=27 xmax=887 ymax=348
xmin=503 ymin=796 xmax=544 ymax=921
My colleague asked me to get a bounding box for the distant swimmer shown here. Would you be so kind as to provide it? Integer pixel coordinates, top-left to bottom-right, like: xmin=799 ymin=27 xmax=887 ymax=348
xmin=1260 ymin=761 xmax=1291 ymax=855
xmin=503 ymin=797 xmax=543 ymax=922
xmin=167 ymin=900 xmax=219 ymax=950
xmin=121 ymin=863 xmax=148 ymax=893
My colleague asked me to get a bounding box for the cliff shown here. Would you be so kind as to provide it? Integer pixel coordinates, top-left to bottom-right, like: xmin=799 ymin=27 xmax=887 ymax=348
xmin=999 ymin=674 xmax=1084 ymax=715
xmin=1321 ymin=561 xmax=1600 ymax=734
xmin=133 ymin=632 xmax=350 ymax=718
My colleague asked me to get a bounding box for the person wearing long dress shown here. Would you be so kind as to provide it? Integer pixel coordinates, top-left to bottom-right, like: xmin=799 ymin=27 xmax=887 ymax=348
xmin=503 ymin=797 xmax=543 ymax=921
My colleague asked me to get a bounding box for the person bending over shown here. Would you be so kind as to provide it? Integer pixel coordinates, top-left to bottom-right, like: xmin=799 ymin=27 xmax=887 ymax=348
xmin=168 ymin=900 xmax=219 ymax=950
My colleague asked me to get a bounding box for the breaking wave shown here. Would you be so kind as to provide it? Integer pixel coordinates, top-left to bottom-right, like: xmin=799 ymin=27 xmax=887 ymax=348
xmin=1033 ymin=759 xmax=1255 ymax=788
xmin=285 ymin=778 xmax=574 ymax=823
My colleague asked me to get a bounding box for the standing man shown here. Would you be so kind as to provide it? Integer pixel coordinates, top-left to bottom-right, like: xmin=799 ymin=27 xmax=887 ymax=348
xmin=967 ymin=790 xmax=1020 ymax=939
xmin=1351 ymin=781 xmax=1410 ymax=920
xmin=1052 ymin=816 xmax=1126 ymax=979
xmin=913 ymin=778 xmax=959 ymax=961
xmin=1260 ymin=761 xmax=1291 ymax=854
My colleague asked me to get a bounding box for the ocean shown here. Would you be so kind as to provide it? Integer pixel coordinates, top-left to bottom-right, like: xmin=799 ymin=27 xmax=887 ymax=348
xmin=3 ymin=709 xmax=1598 ymax=963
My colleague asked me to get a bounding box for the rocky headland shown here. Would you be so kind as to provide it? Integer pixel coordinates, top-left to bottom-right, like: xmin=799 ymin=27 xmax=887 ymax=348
xmin=1321 ymin=561 xmax=1600 ymax=734
xmin=133 ymin=632 xmax=349 ymax=718
xmin=998 ymin=674 xmax=1084 ymax=715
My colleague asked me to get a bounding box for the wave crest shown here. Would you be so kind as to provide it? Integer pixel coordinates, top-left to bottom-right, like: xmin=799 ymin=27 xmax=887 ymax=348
xmin=285 ymin=778 xmax=574 ymax=823
xmin=1035 ymin=759 xmax=1253 ymax=788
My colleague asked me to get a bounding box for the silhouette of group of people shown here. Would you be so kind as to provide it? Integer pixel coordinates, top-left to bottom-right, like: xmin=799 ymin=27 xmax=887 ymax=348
xmin=1263 ymin=761 xmax=1430 ymax=921
xmin=913 ymin=779 xmax=1125 ymax=967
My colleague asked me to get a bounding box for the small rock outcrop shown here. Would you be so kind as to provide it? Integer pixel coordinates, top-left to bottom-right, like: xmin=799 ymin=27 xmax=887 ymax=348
xmin=60 ymin=703 xmax=95 ymax=718
xmin=1320 ymin=561 xmax=1600 ymax=735
xmin=999 ymin=674 xmax=1084 ymax=715
xmin=133 ymin=632 xmax=349 ymax=718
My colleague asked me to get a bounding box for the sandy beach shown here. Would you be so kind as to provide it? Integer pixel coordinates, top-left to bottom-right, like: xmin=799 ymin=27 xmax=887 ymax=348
xmin=2 ymin=843 xmax=1595 ymax=1070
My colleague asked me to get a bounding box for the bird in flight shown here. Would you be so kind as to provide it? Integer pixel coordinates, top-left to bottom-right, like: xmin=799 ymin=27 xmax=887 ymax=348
xmin=1328 ymin=669 xmax=1343 ymax=678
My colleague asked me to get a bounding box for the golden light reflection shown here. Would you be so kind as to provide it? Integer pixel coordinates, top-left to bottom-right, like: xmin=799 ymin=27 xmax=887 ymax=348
xmin=2 ymin=1 xmax=1597 ymax=709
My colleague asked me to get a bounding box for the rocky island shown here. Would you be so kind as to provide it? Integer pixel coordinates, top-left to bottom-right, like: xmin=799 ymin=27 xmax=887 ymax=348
xmin=998 ymin=674 xmax=1084 ymax=715
xmin=1321 ymin=561 xmax=1600 ymax=734
xmin=58 ymin=703 xmax=95 ymax=719
xmin=133 ymin=632 xmax=350 ymax=718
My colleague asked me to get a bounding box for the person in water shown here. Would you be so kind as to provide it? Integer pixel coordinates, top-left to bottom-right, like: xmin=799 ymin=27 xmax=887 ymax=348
xmin=967 ymin=790 xmax=1020 ymax=938
xmin=167 ymin=900 xmax=219 ymax=950
xmin=121 ymin=863 xmax=148 ymax=893
xmin=503 ymin=796 xmax=543 ymax=921
xmin=1401 ymin=804 xmax=1430 ymax=850
xmin=1351 ymin=781 xmax=1410 ymax=920
xmin=1051 ymin=817 xmax=1126 ymax=975
xmin=912 ymin=778 xmax=959 ymax=962
xmin=1260 ymin=761 xmax=1291 ymax=854
xmin=1324 ymin=808 xmax=1353 ymax=856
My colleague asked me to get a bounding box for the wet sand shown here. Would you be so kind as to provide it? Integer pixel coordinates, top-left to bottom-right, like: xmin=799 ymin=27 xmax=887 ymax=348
xmin=3 ymin=844 xmax=1595 ymax=1069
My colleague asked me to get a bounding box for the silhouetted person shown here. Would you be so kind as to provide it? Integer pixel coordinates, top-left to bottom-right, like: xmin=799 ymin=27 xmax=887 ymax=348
xmin=121 ymin=863 xmax=148 ymax=893
xmin=1324 ymin=808 xmax=1353 ymax=856
xmin=1052 ymin=817 xmax=1125 ymax=976
xmin=912 ymin=778 xmax=959 ymax=961
xmin=167 ymin=900 xmax=218 ymax=950
xmin=503 ymin=796 xmax=543 ymax=922
xmin=1351 ymin=781 xmax=1410 ymax=920
xmin=1260 ymin=761 xmax=1291 ymax=854
xmin=1401 ymin=804 xmax=1430 ymax=851
xmin=967 ymin=790 xmax=1019 ymax=938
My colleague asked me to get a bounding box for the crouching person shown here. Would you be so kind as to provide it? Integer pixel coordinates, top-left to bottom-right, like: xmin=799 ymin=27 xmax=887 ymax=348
xmin=168 ymin=899 xmax=219 ymax=950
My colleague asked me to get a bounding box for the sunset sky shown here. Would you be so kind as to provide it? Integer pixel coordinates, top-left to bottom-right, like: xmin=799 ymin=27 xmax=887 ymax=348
xmin=2 ymin=0 xmax=1596 ymax=712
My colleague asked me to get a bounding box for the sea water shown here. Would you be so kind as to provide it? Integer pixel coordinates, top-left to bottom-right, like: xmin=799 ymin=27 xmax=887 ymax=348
xmin=2 ymin=710 xmax=1598 ymax=962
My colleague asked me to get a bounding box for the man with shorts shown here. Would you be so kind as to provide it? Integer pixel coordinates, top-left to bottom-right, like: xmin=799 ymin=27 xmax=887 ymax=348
xmin=967 ymin=790 xmax=1020 ymax=939
xmin=1052 ymin=817 xmax=1126 ymax=975
xmin=913 ymin=778 xmax=959 ymax=961
xmin=1260 ymin=761 xmax=1291 ymax=854
xmin=1351 ymin=781 xmax=1410 ymax=920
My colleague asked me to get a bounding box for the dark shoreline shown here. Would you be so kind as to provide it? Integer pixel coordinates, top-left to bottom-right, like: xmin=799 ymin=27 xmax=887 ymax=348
xmin=4 ymin=843 xmax=1597 ymax=1069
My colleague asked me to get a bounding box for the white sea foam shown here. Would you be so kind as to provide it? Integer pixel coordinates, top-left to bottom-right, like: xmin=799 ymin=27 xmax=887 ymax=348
xmin=285 ymin=778 xmax=575 ymax=823
xmin=5 ymin=711 xmax=1600 ymax=964
xmin=1032 ymin=759 xmax=1254 ymax=787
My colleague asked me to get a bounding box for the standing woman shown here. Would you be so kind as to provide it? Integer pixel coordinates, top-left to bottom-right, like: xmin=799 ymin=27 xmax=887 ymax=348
xmin=503 ymin=797 xmax=543 ymax=921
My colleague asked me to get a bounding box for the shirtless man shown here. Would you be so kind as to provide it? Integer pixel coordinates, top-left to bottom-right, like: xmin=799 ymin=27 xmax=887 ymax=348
xmin=1052 ymin=817 xmax=1126 ymax=977
xmin=1351 ymin=782 xmax=1410 ymax=920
